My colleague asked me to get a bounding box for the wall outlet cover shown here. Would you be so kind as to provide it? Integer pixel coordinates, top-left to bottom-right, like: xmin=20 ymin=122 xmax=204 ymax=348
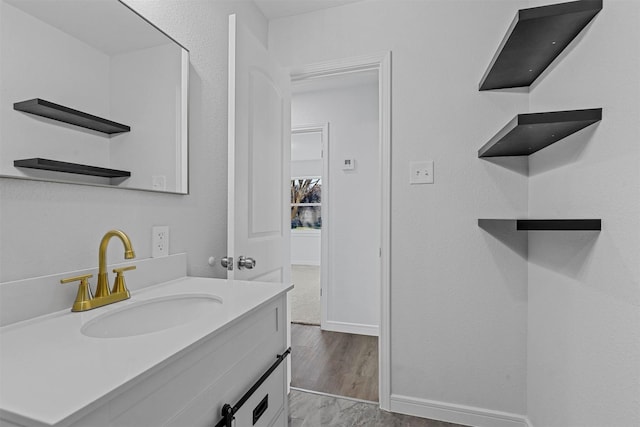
xmin=410 ymin=160 xmax=434 ymax=184
xmin=152 ymin=226 xmax=169 ymax=258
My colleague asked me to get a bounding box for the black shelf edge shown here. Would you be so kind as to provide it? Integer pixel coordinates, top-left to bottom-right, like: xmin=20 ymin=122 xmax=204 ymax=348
xmin=13 ymin=98 xmax=130 ymax=135
xmin=478 ymin=108 xmax=602 ymax=158
xmin=14 ymin=158 xmax=131 ymax=178
xmin=479 ymin=0 xmax=602 ymax=91
xmin=478 ymin=218 xmax=601 ymax=231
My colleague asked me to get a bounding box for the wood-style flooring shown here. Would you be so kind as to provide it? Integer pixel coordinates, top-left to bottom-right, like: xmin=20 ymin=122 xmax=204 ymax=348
xmin=291 ymin=323 xmax=378 ymax=402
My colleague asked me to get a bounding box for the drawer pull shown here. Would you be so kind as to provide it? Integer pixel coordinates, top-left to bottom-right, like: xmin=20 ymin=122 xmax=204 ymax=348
xmin=252 ymin=394 xmax=268 ymax=425
xmin=215 ymin=348 xmax=291 ymax=427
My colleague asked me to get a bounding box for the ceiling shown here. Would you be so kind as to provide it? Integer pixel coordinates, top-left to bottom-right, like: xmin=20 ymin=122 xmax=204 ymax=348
xmin=253 ymin=0 xmax=363 ymax=20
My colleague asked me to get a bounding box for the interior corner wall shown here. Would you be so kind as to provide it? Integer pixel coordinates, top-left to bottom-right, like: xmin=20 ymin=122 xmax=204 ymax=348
xmin=292 ymin=82 xmax=380 ymax=330
xmin=525 ymin=1 xmax=640 ymax=426
xmin=0 ymin=1 xmax=268 ymax=282
xmin=270 ymin=0 xmax=529 ymax=421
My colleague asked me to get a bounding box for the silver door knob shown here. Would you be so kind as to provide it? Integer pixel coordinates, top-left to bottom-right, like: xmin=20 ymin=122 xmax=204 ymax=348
xmin=238 ymin=256 xmax=256 ymax=270
xmin=221 ymin=256 xmax=234 ymax=271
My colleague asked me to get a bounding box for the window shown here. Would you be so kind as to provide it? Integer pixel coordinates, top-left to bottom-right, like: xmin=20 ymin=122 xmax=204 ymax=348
xmin=291 ymin=178 xmax=321 ymax=230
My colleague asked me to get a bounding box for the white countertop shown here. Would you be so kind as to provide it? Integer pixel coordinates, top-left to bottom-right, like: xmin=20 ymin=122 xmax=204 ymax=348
xmin=0 ymin=277 xmax=292 ymax=427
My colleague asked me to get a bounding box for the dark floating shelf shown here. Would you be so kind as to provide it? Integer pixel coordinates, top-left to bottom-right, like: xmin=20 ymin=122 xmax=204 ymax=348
xmin=479 ymin=0 xmax=602 ymax=91
xmin=13 ymin=98 xmax=130 ymax=135
xmin=478 ymin=108 xmax=601 ymax=158
xmin=14 ymin=158 xmax=131 ymax=178
xmin=478 ymin=218 xmax=601 ymax=231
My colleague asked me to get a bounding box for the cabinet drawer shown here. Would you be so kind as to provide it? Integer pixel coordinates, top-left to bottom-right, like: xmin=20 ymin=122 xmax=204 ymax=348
xmin=233 ymin=362 xmax=286 ymax=427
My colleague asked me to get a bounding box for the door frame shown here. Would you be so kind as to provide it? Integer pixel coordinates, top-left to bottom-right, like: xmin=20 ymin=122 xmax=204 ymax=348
xmin=290 ymin=52 xmax=391 ymax=410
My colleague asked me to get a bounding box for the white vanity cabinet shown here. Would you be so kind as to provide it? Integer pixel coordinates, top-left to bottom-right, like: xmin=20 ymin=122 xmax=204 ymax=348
xmin=73 ymin=296 xmax=287 ymax=427
xmin=0 ymin=277 xmax=291 ymax=427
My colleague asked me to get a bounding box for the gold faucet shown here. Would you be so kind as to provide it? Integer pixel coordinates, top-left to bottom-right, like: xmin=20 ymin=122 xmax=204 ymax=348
xmin=96 ymin=229 xmax=135 ymax=298
xmin=61 ymin=229 xmax=136 ymax=312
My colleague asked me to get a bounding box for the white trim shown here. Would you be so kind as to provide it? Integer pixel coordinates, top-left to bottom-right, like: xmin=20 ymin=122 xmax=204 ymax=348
xmin=390 ymin=394 xmax=528 ymax=427
xmin=290 ymin=387 xmax=378 ymax=405
xmin=291 ymin=124 xmax=328 ymax=133
xmin=378 ymin=51 xmax=392 ymax=412
xmin=226 ymin=14 xmax=237 ymax=279
xmin=290 ymin=228 xmax=320 ymax=235
xmin=289 ymin=51 xmax=392 ymax=411
xmin=290 ymin=52 xmax=391 ymax=82
xmin=323 ymin=320 xmax=379 ymax=337
xmin=524 ymin=416 xmax=535 ymax=427
xmin=178 ymin=49 xmax=189 ymax=194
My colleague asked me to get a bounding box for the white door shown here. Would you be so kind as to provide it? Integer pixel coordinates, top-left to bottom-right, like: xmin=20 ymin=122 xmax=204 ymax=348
xmin=226 ymin=14 xmax=291 ymax=284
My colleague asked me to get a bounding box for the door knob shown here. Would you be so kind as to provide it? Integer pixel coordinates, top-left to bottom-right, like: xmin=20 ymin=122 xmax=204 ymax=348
xmin=238 ymin=256 xmax=256 ymax=270
xmin=221 ymin=256 xmax=234 ymax=271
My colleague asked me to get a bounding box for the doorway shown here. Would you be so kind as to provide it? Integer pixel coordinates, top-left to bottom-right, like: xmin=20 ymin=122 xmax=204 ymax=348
xmin=290 ymin=124 xmax=326 ymax=328
xmin=287 ymin=53 xmax=391 ymax=406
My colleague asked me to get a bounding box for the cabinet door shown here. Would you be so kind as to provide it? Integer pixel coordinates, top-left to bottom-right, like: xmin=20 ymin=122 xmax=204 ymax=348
xmin=164 ymin=297 xmax=287 ymax=427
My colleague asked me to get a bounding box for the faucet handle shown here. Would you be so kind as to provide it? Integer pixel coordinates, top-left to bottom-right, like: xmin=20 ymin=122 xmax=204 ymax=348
xmin=111 ymin=265 xmax=135 ymax=295
xmin=60 ymin=274 xmax=94 ymax=312
xmin=113 ymin=265 xmax=136 ymax=274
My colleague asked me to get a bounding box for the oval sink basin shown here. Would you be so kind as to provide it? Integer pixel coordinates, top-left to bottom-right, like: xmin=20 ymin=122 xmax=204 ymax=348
xmin=81 ymin=294 xmax=223 ymax=338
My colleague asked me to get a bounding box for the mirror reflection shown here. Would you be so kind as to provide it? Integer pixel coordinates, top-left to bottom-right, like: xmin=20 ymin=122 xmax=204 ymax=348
xmin=0 ymin=0 xmax=189 ymax=194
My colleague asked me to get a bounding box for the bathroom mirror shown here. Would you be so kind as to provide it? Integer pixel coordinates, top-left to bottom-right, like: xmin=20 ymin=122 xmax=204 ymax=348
xmin=0 ymin=0 xmax=189 ymax=194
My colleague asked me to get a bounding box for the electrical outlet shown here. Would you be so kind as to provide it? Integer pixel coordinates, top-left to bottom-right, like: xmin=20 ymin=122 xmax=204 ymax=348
xmin=152 ymin=226 xmax=169 ymax=258
xmin=409 ymin=160 xmax=434 ymax=184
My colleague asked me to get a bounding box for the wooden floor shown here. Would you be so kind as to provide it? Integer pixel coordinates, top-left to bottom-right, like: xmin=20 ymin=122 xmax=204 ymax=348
xmin=291 ymin=323 xmax=378 ymax=402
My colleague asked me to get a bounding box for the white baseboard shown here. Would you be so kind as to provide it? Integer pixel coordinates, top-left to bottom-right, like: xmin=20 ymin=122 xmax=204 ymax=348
xmin=390 ymin=394 xmax=528 ymax=427
xmin=322 ymin=320 xmax=379 ymax=336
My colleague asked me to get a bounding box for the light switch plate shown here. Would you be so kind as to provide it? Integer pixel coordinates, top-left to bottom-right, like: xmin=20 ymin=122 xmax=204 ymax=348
xmin=342 ymin=158 xmax=355 ymax=170
xmin=152 ymin=226 xmax=169 ymax=258
xmin=410 ymin=161 xmax=434 ymax=184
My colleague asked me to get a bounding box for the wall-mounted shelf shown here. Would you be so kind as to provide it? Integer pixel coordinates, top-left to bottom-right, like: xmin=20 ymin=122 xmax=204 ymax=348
xmin=479 ymin=0 xmax=602 ymax=91
xmin=13 ymin=98 xmax=130 ymax=135
xmin=478 ymin=108 xmax=601 ymax=158
xmin=478 ymin=219 xmax=601 ymax=231
xmin=14 ymin=158 xmax=131 ymax=178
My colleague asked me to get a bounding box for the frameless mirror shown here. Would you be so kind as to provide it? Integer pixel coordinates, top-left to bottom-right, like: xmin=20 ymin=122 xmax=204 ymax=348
xmin=0 ymin=0 xmax=189 ymax=194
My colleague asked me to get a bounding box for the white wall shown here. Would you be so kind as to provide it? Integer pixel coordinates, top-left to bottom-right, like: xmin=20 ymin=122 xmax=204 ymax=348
xmin=290 ymin=230 xmax=321 ymax=265
xmin=526 ymin=1 xmax=640 ymax=426
xmin=292 ymin=82 xmax=380 ymax=331
xmin=0 ymin=1 xmax=268 ymax=282
xmin=270 ymin=0 xmax=530 ymax=422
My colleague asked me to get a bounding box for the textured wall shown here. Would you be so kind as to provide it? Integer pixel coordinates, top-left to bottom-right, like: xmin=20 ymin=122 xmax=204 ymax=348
xmin=270 ymin=0 xmax=530 ymax=419
xmin=526 ymin=1 xmax=640 ymax=426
